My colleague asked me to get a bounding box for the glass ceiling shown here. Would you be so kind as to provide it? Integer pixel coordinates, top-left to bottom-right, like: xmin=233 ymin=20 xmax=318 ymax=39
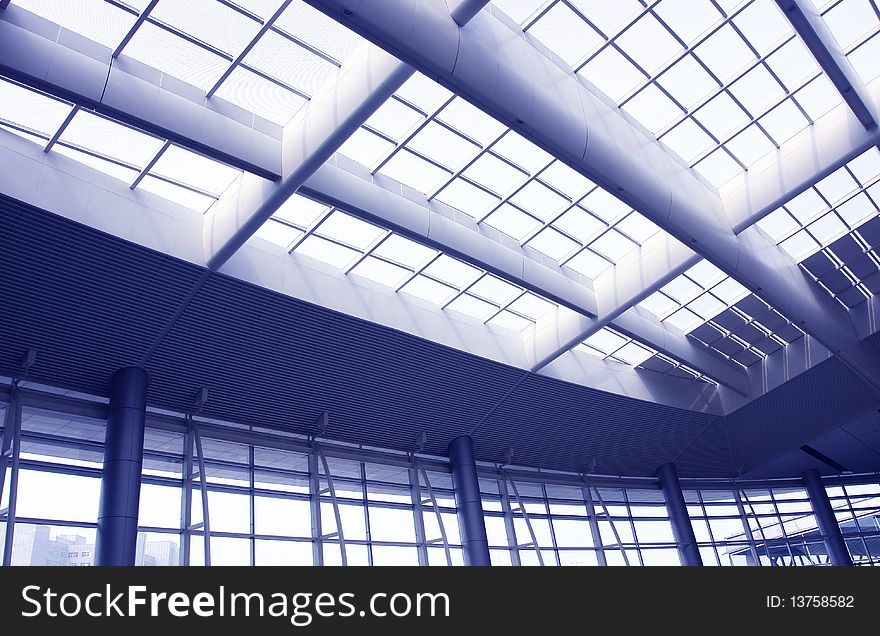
xmin=254 ymin=194 xmax=560 ymax=332
xmin=3 ymin=0 xmax=877 ymax=382
xmin=814 ymin=0 xmax=880 ymax=86
xmin=493 ymin=0 xmax=848 ymax=188
xmin=13 ymin=0 xmax=363 ymax=125
xmin=577 ymin=326 xmax=718 ymax=384
xmin=636 ymin=260 xmax=806 ymax=368
xmin=0 ymin=76 xmax=242 ymax=212
xmin=339 ymin=73 xmax=668 ymax=280
xmin=758 ymin=147 xmax=880 ymax=308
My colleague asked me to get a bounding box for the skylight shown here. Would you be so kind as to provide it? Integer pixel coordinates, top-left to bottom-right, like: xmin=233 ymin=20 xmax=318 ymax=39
xmin=758 ymin=147 xmax=880 ymax=308
xmin=493 ymin=0 xmax=845 ymax=189
xmin=0 ymin=76 xmax=244 ymax=213
xmin=12 ymin=0 xmax=363 ymax=125
xmin=338 ymin=73 xmax=669 ymax=280
xmin=814 ymin=0 xmax=880 ymax=86
xmin=577 ymin=326 xmax=718 ymax=384
xmin=637 ymin=260 xmax=805 ymax=368
xmin=253 ymin=194 xmax=559 ymax=332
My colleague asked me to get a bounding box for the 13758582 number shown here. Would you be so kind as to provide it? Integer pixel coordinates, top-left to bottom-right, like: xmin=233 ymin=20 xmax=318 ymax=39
xmin=767 ymin=595 xmax=855 ymax=608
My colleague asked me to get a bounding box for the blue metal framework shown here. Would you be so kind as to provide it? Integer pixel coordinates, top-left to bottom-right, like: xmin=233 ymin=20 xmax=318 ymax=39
xmin=2 ymin=383 xmax=879 ymax=566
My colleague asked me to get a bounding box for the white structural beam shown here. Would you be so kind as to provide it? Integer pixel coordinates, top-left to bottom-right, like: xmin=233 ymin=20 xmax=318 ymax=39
xmin=447 ymin=0 xmax=488 ymax=25
xmin=776 ymin=0 xmax=878 ymax=130
xmin=307 ymin=0 xmax=880 ymax=396
xmin=203 ymin=44 xmax=413 ymax=269
xmin=202 ymin=1 xmax=492 ymax=270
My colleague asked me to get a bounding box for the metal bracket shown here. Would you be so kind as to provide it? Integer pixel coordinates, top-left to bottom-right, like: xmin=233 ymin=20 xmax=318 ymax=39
xmin=315 ymin=411 xmax=329 ymax=437
xmin=194 ymin=387 xmax=209 ymax=414
xmin=413 ymin=431 xmax=426 ymax=453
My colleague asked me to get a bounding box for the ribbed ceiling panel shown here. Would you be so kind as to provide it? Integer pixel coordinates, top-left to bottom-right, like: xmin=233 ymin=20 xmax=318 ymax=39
xmin=724 ymin=356 xmax=879 ymax=473
xmin=475 ymin=373 xmax=724 ymax=477
xmin=0 ymin=195 xmax=204 ymax=392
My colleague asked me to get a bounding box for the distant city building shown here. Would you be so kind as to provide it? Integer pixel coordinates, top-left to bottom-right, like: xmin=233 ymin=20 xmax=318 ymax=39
xmin=6 ymin=525 xmax=179 ymax=566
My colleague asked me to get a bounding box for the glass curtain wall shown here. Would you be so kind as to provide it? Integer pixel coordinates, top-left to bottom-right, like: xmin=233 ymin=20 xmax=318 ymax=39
xmin=2 ymin=388 xmax=879 ymax=567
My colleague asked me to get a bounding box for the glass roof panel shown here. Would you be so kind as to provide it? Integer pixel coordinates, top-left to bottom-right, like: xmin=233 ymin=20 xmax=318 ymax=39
xmin=493 ymin=0 xmax=846 ymax=189
xmin=637 ymin=259 xmax=803 ymax=367
xmin=232 ymin=0 xmax=285 ymax=19
xmin=243 ymin=30 xmax=338 ymax=97
xmin=436 ymin=98 xmax=506 ymax=145
xmin=488 ymin=310 xmax=533 ymax=332
xmin=138 ymin=176 xmax=217 ymax=212
xmin=214 ymin=66 xmax=309 ymax=125
xmin=53 ymin=145 xmax=139 ymax=183
xmin=402 ymin=275 xmax=457 ymax=305
xmin=14 ymin=0 xmax=136 ymax=49
xmin=0 ymin=78 xmax=72 ymax=137
xmin=315 ymin=211 xmax=385 ymax=251
xmin=350 ymin=256 xmax=411 ymax=288
xmin=576 ymin=326 xmax=718 ymax=383
xmin=13 ymin=1 xmax=363 ymax=127
xmin=273 ymin=1 xmax=364 ymax=62
xmin=275 ymin=193 xmax=331 ymax=228
xmin=149 ymin=146 xmax=241 ymax=197
xmin=372 ymin=234 xmax=436 ymax=270
xmin=364 ymin=99 xmax=425 ymax=143
xmin=527 ymin=2 xmax=604 ymax=66
xmin=124 ymin=21 xmax=229 ymax=91
xmin=407 ymin=122 xmax=480 ymax=169
xmin=491 ymin=0 xmax=546 ymax=24
xmin=254 ymin=193 xmax=560 ymax=332
xmin=343 ymin=69 xmax=671 ymax=280
xmin=818 ymin=0 xmax=879 ymax=51
xmin=254 ymin=219 xmax=304 ymax=248
xmin=485 ymin=204 xmax=543 ymax=241
xmin=758 ymin=147 xmax=880 ymax=308
xmin=59 ymin=111 xmax=165 ymax=168
xmin=151 ymin=0 xmax=258 ymax=55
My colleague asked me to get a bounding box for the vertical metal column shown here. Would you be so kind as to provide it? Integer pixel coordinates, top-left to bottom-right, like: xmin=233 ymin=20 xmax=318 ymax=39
xmin=448 ymin=435 xmax=490 ymax=566
xmin=95 ymin=367 xmax=148 ymax=566
xmin=656 ymin=462 xmax=702 ymax=567
xmin=0 ymin=386 xmax=22 ymax=566
xmin=802 ymin=469 xmax=852 ymax=566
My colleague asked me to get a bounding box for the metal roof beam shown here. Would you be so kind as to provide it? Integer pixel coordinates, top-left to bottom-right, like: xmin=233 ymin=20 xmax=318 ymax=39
xmin=448 ymin=0 xmax=489 ymax=25
xmin=202 ymin=44 xmax=413 ymax=269
xmin=776 ymin=0 xmax=878 ymax=130
xmin=307 ymin=0 xmax=880 ymax=396
xmin=202 ymin=1 xmax=493 ymax=270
